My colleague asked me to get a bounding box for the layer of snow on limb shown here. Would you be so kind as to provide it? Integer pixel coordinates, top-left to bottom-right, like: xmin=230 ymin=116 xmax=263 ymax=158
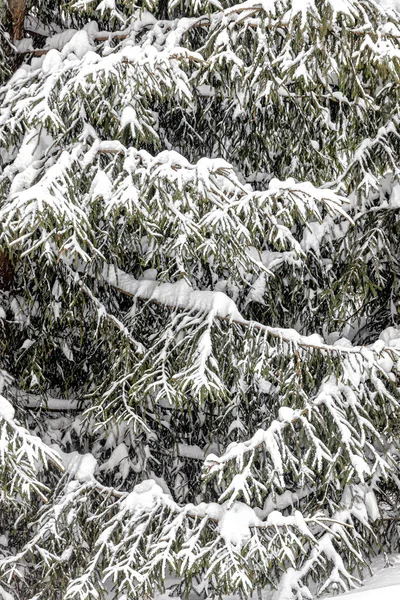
xmin=104 ymin=266 xmax=243 ymax=320
xmin=123 ymin=479 xmax=174 ymax=512
xmin=105 ymin=267 xmax=398 ymax=360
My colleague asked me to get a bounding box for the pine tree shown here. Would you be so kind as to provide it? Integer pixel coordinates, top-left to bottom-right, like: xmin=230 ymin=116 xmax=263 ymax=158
xmin=1 ymin=0 xmax=400 ymax=598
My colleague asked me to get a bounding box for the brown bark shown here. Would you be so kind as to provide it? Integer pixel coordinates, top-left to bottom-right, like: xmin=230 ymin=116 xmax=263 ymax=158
xmin=8 ymin=0 xmax=26 ymax=41
xmin=0 ymin=250 xmax=15 ymax=290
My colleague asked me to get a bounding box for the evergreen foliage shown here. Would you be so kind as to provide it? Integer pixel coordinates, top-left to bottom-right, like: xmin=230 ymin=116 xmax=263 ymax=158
xmin=0 ymin=0 xmax=400 ymax=598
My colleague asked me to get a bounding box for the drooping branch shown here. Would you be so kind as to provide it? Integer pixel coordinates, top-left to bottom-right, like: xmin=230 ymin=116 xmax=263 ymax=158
xmin=105 ymin=266 xmax=399 ymax=359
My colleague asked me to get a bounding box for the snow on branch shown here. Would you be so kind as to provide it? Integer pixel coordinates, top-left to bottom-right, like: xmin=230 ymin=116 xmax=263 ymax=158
xmin=0 ymin=140 xmax=351 ymax=286
xmin=203 ymin=361 xmax=399 ymax=509
xmin=0 ymin=393 xmax=63 ymax=504
xmin=0 ymin=476 xmax=359 ymax=600
xmin=0 ymin=40 xmax=200 ymax=151
xmin=105 ymin=263 xmax=399 ymax=361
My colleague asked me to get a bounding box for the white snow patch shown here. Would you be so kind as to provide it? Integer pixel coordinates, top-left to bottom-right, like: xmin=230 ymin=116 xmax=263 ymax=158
xmin=70 ymin=452 xmax=97 ymax=481
xmin=218 ymin=502 xmax=261 ymax=548
xmin=105 ymin=266 xmax=243 ymax=321
xmin=21 ymin=339 xmax=34 ymax=350
xmin=389 ymin=183 xmax=400 ymax=208
xmin=278 ymin=407 xmax=295 ymax=422
xmin=302 ymin=221 xmax=326 ymax=253
xmin=42 ymin=49 xmax=63 ymax=74
xmin=377 ymin=0 xmax=400 ymax=13
xmin=140 ymin=268 xmax=158 ymax=281
xmin=99 ymin=443 xmax=130 ymax=480
xmin=124 ymin=479 xmax=173 ymax=512
xmin=61 ymin=30 xmax=93 ymax=60
xmin=51 ymin=445 xmax=97 ymax=481
xmin=0 ymin=395 xmax=15 ymax=421
xmin=379 ymin=327 xmax=400 ymax=348
xmin=0 ymin=585 xmax=14 ymax=600
xmin=329 ymin=554 xmax=400 ymax=600
xmin=60 ymin=547 xmax=73 ymax=562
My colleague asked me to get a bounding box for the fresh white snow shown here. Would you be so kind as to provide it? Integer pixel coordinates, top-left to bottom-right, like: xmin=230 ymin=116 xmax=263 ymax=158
xmin=0 ymin=395 xmax=15 ymax=421
xmin=331 ymin=555 xmax=400 ymax=600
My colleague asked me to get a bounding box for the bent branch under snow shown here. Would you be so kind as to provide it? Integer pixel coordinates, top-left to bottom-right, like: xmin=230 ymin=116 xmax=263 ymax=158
xmin=104 ymin=265 xmax=399 ymax=359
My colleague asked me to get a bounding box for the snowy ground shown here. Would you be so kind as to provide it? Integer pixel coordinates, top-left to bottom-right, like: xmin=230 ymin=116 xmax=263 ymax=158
xmin=153 ymin=555 xmax=400 ymax=600
xmin=331 ymin=554 xmax=400 ymax=600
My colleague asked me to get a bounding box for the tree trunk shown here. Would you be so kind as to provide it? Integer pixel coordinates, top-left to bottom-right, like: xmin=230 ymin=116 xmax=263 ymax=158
xmin=8 ymin=0 xmax=26 ymax=40
xmin=0 ymin=250 xmax=15 ymax=290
